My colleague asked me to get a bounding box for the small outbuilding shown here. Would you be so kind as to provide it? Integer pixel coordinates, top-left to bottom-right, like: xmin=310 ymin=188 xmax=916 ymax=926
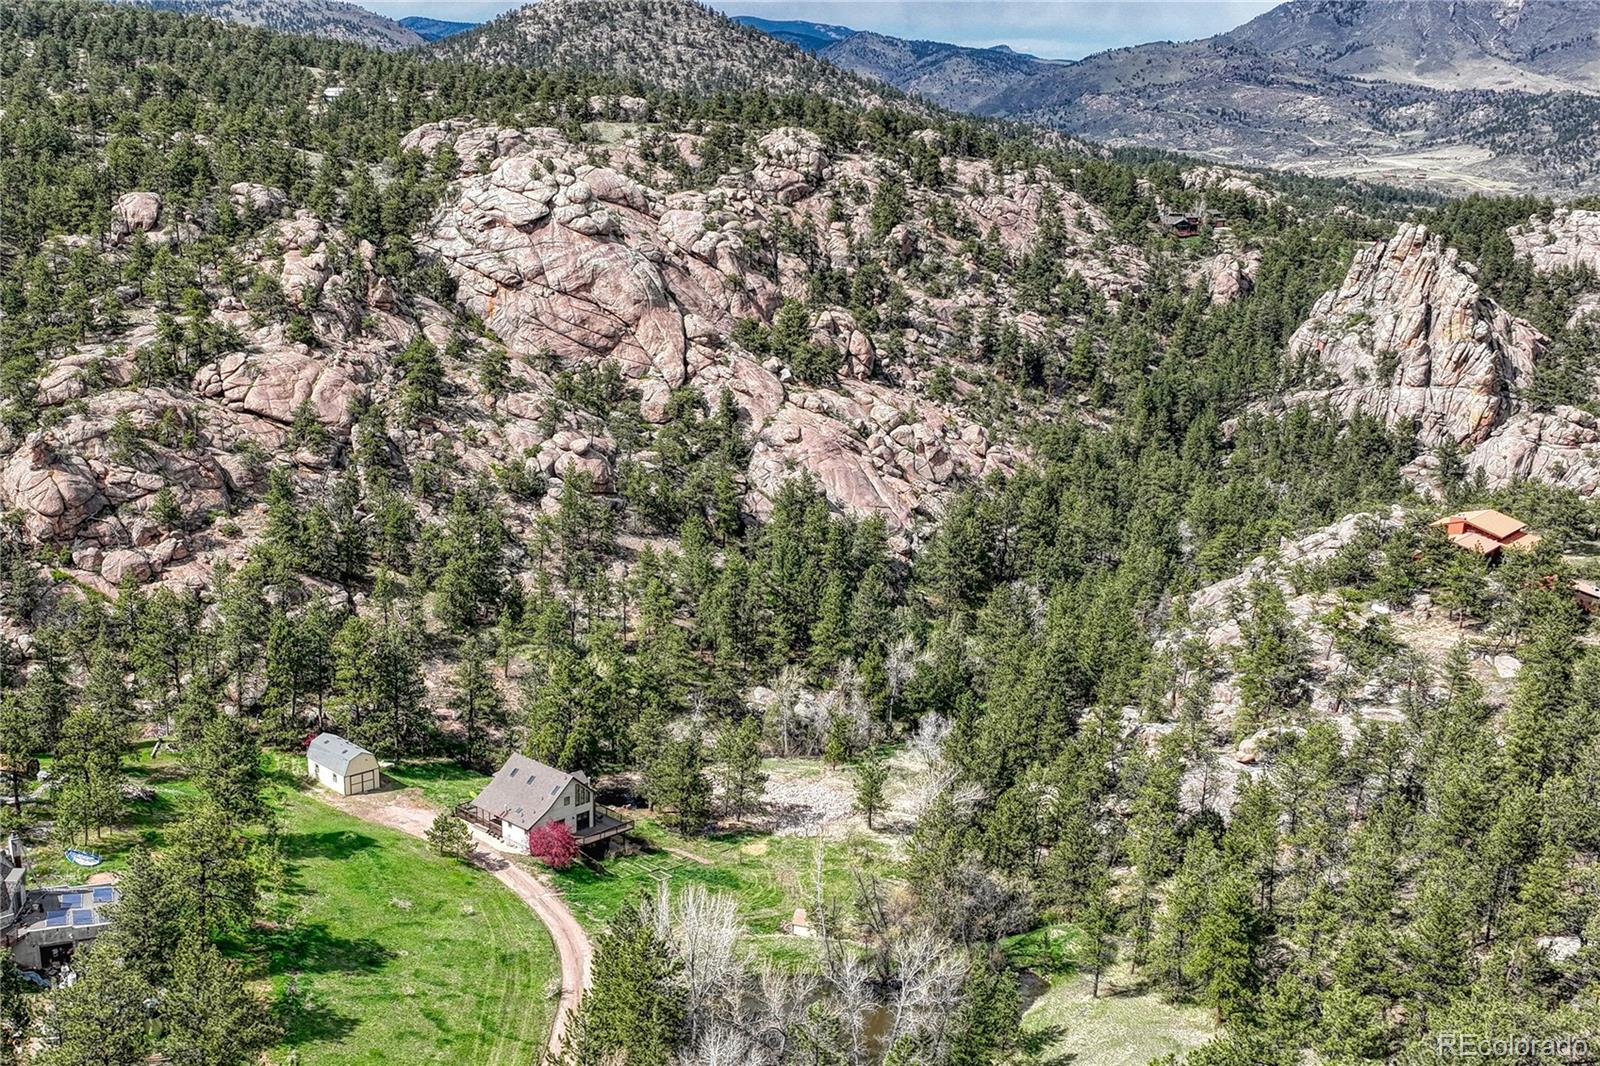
xmin=1575 ymin=578 xmax=1600 ymax=613
xmin=307 ymin=733 xmax=381 ymax=796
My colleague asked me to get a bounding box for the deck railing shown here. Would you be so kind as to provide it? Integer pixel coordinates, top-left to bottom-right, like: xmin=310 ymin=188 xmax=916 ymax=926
xmin=453 ymin=802 xmax=500 ymax=836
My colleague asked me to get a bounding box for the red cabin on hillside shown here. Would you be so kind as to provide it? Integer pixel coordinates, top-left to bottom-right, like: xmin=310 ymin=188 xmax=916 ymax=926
xmin=1432 ymin=509 xmax=1541 ymax=558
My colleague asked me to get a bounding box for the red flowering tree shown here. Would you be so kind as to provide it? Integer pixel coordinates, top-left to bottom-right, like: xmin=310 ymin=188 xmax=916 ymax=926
xmin=527 ymin=821 xmax=580 ymax=869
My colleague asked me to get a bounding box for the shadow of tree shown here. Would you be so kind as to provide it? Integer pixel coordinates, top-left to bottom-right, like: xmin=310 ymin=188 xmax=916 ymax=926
xmin=280 ymin=828 xmax=383 ymax=864
xmin=275 ymin=975 xmax=363 ymax=1048
xmin=1019 ymin=1024 xmax=1072 ymax=1063
xmin=255 ymin=919 xmax=394 ymax=977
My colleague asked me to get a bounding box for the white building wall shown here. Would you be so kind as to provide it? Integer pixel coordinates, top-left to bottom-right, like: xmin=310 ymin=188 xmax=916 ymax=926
xmin=497 ymin=818 xmax=530 ymax=854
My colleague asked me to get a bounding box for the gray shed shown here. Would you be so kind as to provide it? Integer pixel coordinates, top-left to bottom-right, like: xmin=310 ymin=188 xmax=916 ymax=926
xmin=307 ymin=733 xmax=380 ymax=796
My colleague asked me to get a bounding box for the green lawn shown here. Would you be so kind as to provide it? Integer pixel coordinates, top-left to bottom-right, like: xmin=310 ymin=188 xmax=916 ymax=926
xmin=24 ymin=741 xmax=199 ymax=884
xmin=263 ymin=789 xmax=560 ymax=1066
xmin=548 ymin=817 xmax=892 ymax=964
xmin=382 ymin=759 xmax=493 ymax=811
xmin=1021 ymin=959 xmax=1217 ymax=1066
xmin=30 ymin=746 xmax=559 ymax=1065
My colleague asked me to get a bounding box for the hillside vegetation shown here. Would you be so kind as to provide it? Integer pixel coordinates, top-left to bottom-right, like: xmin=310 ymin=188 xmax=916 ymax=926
xmin=6 ymin=3 xmax=1600 ymax=1065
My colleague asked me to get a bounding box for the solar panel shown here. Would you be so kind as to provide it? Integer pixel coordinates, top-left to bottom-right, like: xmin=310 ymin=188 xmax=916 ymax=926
xmin=44 ymin=912 xmax=67 ymax=927
xmin=71 ymin=910 xmax=94 ymax=926
xmin=92 ymin=887 xmax=116 ymax=903
xmin=58 ymin=892 xmax=84 ymax=907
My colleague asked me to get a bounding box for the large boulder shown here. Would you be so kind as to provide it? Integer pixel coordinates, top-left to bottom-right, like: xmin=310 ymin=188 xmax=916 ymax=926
xmin=753 ymin=127 xmax=827 ymax=204
xmin=229 ymin=182 xmax=287 ymax=217
xmin=112 ymin=191 xmax=162 ymax=236
xmin=0 ymin=440 xmax=107 ymax=541
xmin=810 ymin=308 xmax=875 ymax=380
xmin=427 ymin=154 xmax=689 ymax=385
xmin=1462 ymin=408 xmax=1600 ymax=496
xmin=1193 ymin=248 xmax=1262 ymax=305
xmin=193 ymin=349 xmax=367 ymax=429
xmin=1509 ymin=208 xmax=1600 ymax=274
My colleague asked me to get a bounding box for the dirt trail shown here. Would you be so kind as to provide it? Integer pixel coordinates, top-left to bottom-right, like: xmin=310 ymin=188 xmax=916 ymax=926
xmin=311 ymin=787 xmax=592 ymax=1062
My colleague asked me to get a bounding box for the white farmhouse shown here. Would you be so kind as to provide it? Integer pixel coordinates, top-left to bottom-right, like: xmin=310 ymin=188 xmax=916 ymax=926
xmin=306 ymin=733 xmax=381 ymax=796
xmin=460 ymin=753 xmax=630 ymax=853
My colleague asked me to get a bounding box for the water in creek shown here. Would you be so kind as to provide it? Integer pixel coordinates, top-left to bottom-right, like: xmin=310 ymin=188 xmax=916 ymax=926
xmin=859 ymin=969 xmax=1049 ymax=1058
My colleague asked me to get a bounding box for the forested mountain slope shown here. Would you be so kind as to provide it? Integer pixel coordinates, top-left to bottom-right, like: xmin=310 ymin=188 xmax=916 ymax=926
xmin=428 ymin=0 xmax=895 ymax=107
xmin=113 ymin=0 xmax=424 ymax=49
xmin=9 ymin=2 xmax=1600 ymax=1064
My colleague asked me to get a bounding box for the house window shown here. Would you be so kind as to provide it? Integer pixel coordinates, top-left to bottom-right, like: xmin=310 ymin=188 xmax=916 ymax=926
xmin=563 ymin=796 xmax=569 ymax=806
xmin=574 ymin=784 xmax=591 ymax=806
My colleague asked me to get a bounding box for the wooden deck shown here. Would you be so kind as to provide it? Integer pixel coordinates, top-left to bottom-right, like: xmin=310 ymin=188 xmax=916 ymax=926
xmin=575 ymin=806 xmax=633 ymax=847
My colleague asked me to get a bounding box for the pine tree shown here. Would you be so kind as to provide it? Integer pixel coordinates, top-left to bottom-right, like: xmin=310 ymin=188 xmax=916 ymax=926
xmin=712 ymin=718 xmax=765 ymax=822
xmin=645 ymin=728 xmax=712 ymax=833
xmin=0 ymin=957 xmax=30 ymax=1066
xmin=1150 ymin=833 xmax=1216 ymax=997
xmin=854 ymin=749 xmax=889 ymax=830
xmin=0 ymin=694 xmax=37 ymax=816
xmin=161 ymin=804 xmax=269 ymax=937
xmin=425 ymin=812 xmax=472 ymax=860
xmin=559 ymin=901 xmax=685 ymax=1066
xmin=945 ymin=953 xmax=1020 ymax=1066
xmin=1191 ymin=869 xmax=1261 ymax=1024
xmin=53 ymin=703 xmax=126 ymax=845
xmin=36 ymin=947 xmax=149 ymax=1066
xmin=186 ymin=712 xmax=267 ymax=825
xmin=161 ymin=934 xmax=278 ymax=1066
xmin=450 ymin=641 xmax=505 ymax=770
xmin=1081 ymin=863 xmax=1122 ymax=998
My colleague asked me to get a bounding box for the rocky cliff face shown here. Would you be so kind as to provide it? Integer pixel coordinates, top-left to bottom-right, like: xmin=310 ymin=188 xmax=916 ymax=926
xmin=1282 ymin=223 xmax=1541 ymax=448
xmin=408 ymin=121 xmax=1057 ymax=531
xmin=1 ymin=117 xmax=1159 ymax=590
xmin=1282 ymin=216 xmax=1600 ymax=498
xmin=1508 ymin=208 xmax=1600 ymax=274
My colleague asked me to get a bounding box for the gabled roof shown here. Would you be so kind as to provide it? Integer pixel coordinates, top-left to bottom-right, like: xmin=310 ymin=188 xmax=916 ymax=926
xmin=1434 ymin=508 xmax=1527 ymax=540
xmin=307 ymin=733 xmax=373 ymax=775
xmin=472 ymin=753 xmax=587 ymax=831
xmin=1448 ymin=531 xmax=1503 ymax=555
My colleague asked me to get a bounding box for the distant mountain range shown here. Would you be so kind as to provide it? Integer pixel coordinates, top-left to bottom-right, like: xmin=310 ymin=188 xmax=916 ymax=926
xmin=430 ymin=0 xmax=896 ymax=106
xmin=110 ymin=0 xmax=1600 ymax=194
xmin=398 ymin=15 xmax=475 ymax=41
xmin=728 ymin=15 xmax=853 ymax=52
xmin=735 ymin=0 xmax=1600 ymax=194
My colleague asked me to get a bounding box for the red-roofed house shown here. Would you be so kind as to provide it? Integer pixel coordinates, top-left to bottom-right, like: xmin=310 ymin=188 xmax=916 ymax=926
xmin=1432 ymin=509 xmax=1541 ymax=558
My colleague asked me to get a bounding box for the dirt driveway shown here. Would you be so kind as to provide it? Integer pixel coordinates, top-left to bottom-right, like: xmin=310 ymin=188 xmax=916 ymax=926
xmin=312 ymin=787 xmax=592 ymax=1062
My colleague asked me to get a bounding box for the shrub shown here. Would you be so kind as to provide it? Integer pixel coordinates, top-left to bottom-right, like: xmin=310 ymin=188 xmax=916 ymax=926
xmin=425 ymin=812 xmax=472 ymax=861
xmin=527 ymin=821 xmax=579 ymax=869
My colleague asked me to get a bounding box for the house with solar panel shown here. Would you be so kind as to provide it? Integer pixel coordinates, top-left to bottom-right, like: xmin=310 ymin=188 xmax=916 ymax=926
xmin=456 ymin=753 xmax=631 ymax=853
xmin=0 ymin=835 xmax=117 ymax=972
xmin=307 ymin=733 xmax=382 ymax=796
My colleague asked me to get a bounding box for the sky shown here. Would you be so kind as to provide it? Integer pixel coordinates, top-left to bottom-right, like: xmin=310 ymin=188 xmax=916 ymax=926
xmin=361 ymin=1 xmax=1279 ymax=61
